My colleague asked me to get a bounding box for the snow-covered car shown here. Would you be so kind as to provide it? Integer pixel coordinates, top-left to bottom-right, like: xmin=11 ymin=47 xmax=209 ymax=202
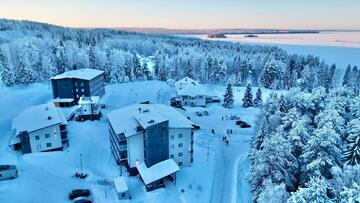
xmin=73 ymin=196 xmax=92 ymax=203
xmin=229 ymin=115 xmax=240 ymax=120
xmin=196 ymin=111 xmax=203 ymax=117
xmin=203 ymin=111 xmax=209 ymax=116
xmin=0 ymin=165 xmax=18 ymax=181
xmin=68 ymin=189 xmax=91 ymax=200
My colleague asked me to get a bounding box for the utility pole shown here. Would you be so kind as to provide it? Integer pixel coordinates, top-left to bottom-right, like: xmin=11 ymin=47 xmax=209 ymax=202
xmin=80 ymin=153 xmax=83 ymax=171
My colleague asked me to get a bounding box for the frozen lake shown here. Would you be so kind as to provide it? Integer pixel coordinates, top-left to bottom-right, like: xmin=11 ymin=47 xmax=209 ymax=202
xmin=188 ymin=32 xmax=360 ymax=72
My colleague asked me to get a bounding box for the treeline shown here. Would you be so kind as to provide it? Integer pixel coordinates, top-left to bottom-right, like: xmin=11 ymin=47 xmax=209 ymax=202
xmin=0 ymin=19 xmax=356 ymax=92
xmin=248 ymin=86 xmax=360 ymax=202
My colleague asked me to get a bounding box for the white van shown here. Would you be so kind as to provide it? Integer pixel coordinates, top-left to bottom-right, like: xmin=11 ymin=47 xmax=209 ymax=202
xmin=0 ymin=165 xmax=18 ymax=181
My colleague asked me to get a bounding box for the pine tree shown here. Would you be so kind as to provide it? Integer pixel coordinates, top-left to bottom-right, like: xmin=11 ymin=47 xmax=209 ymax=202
xmin=325 ymin=64 xmax=336 ymax=92
xmin=342 ymin=65 xmax=352 ymax=86
xmin=223 ymin=81 xmax=234 ymax=108
xmin=340 ymin=182 xmax=360 ymax=203
xmin=142 ymin=63 xmax=152 ymax=80
xmin=253 ymin=88 xmax=263 ymax=107
xmin=288 ymin=177 xmax=333 ymax=203
xmin=343 ymin=119 xmax=360 ymax=165
xmin=184 ymin=59 xmax=194 ymax=79
xmin=279 ymin=95 xmax=287 ymax=113
xmin=88 ymin=45 xmax=96 ymax=69
xmin=0 ymin=49 xmax=15 ymax=86
xmin=243 ymin=83 xmax=253 ymax=107
xmin=132 ymin=55 xmax=143 ymax=80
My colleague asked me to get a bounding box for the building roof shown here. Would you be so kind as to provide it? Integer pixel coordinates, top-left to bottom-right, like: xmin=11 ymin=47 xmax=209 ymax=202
xmin=134 ymin=111 xmax=167 ymax=129
xmin=113 ymin=176 xmax=128 ymax=193
xmin=78 ymin=96 xmax=100 ymax=105
xmin=50 ymin=68 xmax=104 ymax=81
xmin=136 ymin=159 xmax=180 ymax=185
xmin=107 ymin=104 xmax=194 ymax=138
xmin=52 ymin=98 xmax=74 ymax=103
xmin=175 ymin=77 xmax=207 ymax=97
xmin=12 ymin=102 xmax=68 ymax=135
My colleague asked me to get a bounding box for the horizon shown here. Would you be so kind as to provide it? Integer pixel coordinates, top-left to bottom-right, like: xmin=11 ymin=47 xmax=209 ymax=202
xmin=0 ymin=0 xmax=359 ymax=30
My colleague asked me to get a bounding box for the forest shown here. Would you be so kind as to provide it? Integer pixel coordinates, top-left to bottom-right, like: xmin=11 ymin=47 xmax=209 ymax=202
xmin=1 ymin=19 xmax=357 ymax=93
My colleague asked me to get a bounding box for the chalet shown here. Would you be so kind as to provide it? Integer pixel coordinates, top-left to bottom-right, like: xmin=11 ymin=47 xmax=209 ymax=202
xmin=50 ymin=68 xmax=105 ymax=102
xmin=107 ymin=104 xmax=194 ymax=191
xmin=11 ymin=103 xmax=68 ymax=154
xmin=75 ymin=96 xmax=101 ymax=121
xmin=172 ymin=77 xmax=207 ymax=107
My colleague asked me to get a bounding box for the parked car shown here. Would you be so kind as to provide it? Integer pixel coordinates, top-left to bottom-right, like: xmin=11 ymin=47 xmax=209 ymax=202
xmin=229 ymin=115 xmax=240 ymax=120
xmin=0 ymin=165 xmax=17 ymax=181
xmin=203 ymin=111 xmax=209 ymax=116
xmin=68 ymin=189 xmax=91 ymax=200
xmin=195 ymin=111 xmax=203 ymax=117
xmin=73 ymin=196 xmax=92 ymax=203
xmin=235 ymin=120 xmax=251 ymax=128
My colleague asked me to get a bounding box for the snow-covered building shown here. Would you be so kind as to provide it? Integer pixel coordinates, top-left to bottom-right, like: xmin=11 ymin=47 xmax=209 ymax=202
xmin=113 ymin=176 xmax=129 ymax=199
xmin=50 ymin=68 xmax=105 ymax=102
xmin=172 ymin=77 xmax=207 ymax=107
xmin=75 ymin=96 xmax=101 ymax=121
xmin=107 ymin=104 xmax=194 ymax=190
xmin=11 ymin=103 xmax=68 ymax=154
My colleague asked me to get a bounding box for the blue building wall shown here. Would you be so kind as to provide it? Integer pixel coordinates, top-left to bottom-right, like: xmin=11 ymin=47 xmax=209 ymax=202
xmin=144 ymin=121 xmax=169 ymax=167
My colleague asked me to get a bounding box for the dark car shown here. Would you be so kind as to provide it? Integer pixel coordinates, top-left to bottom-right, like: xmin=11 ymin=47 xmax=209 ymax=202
xmin=68 ymin=189 xmax=91 ymax=200
xmin=236 ymin=120 xmax=251 ymax=128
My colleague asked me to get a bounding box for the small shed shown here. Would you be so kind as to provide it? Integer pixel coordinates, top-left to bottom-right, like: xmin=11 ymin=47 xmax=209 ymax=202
xmin=113 ymin=176 xmax=129 ymax=199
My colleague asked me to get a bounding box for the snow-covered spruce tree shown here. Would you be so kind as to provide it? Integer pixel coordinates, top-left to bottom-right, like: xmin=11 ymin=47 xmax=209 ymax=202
xmin=343 ymin=119 xmax=360 ymax=165
xmin=0 ymin=49 xmax=15 ymax=86
xmin=142 ymin=63 xmax=152 ymax=80
xmin=132 ymin=55 xmax=144 ymax=80
xmin=340 ymin=183 xmax=360 ymax=203
xmin=88 ymin=45 xmax=96 ymax=69
xmin=287 ymin=177 xmax=333 ymax=203
xmin=301 ymin=118 xmax=342 ymax=180
xmin=351 ymin=66 xmax=358 ymax=87
xmin=184 ymin=59 xmax=194 ymax=79
xmin=342 ymin=65 xmax=352 ymax=87
xmin=325 ymin=64 xmax=336 ymax=92
xmin=279 ymin=95 xmax=288 ymax=113
xmin=157 ymin=65 xmax=168 ymax=81
xmin=243 ymin=83 xmax=253 ymax=107
xmin=223 ymin=81 xmax=234 ymax=108
xmin=253 ymin=88 xmax=263 ymax=107
xmin=257 ymin=179 xmax=289 ymax=203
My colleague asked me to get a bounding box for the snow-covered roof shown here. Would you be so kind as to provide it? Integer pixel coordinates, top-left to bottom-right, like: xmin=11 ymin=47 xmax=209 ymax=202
xmin=50 ymin=68 xmax=104 ymax=80
xmin=79 ymin=96 xmax=100 ymax=105
xmin=113 ymin=177 xmax=128 ymax=193
xmin=136 ymin=159 xmax=180 ymax=185
xmin=107 ymin=104 xmax=194 ymax=138
xmin=12 ymin=102 xmax=68 ymax=135
xmin=134 ymin=111 xmax=167 ymax=129
xmin=52 ymin=98 xmax=74 ymax=103
xmin=175 ymin=77 xmax=207 ymax=97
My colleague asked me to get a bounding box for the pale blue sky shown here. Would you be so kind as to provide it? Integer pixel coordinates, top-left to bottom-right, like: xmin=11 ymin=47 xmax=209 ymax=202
xmin=0 ymin=0 xmax=359 ymax=29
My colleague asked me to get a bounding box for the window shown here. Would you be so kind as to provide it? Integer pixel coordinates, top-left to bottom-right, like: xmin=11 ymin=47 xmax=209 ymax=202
xmin=178 ymin=162 xmax=183 ymax=166
xmin=178 ymin=143 xmax=183 ymax=148
xmin=46 ymin=143 xmax=52 ymax=148
xmin=81 ymin=88 xmax=84 ymax=92
xmin=45 ymin=134 xmax=50 ymax=139
xmin=170 ymin=154 xmax=174 ymax=158
xmin=178 ymin=152 xmax=183 ymax=157
xmin=35 ymin=135 xmax=40 ymax=140
xmin=81 ymin=82 xmax=84 ymax=86
xmin=76 ymin=88 xmax=78 ymax=92
xmin=178 ymin=134 xmax=183 ymax=138
xmin=170 ymin=145 xmax=174 ymax=149
xmin=170 ymin=135 xmax=174 ymax=140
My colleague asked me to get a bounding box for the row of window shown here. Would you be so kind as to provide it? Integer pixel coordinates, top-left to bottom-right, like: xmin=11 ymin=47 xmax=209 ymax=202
xmin=170 ymin=152 xmax=183 ymax=158
xmin=35 ymin=133 xmax=51 ymax=140
xmin=170 ymin=133 xmax=183 ymax=140
xmin=36 ymin=142 xmax=52 ymax=150
xmin=170 ymin=143 xmax=183 ymax=149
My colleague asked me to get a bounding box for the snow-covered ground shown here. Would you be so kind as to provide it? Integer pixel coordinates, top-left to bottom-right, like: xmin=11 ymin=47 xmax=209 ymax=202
xmin=0 ymin=81 xmax=278 ymax=203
